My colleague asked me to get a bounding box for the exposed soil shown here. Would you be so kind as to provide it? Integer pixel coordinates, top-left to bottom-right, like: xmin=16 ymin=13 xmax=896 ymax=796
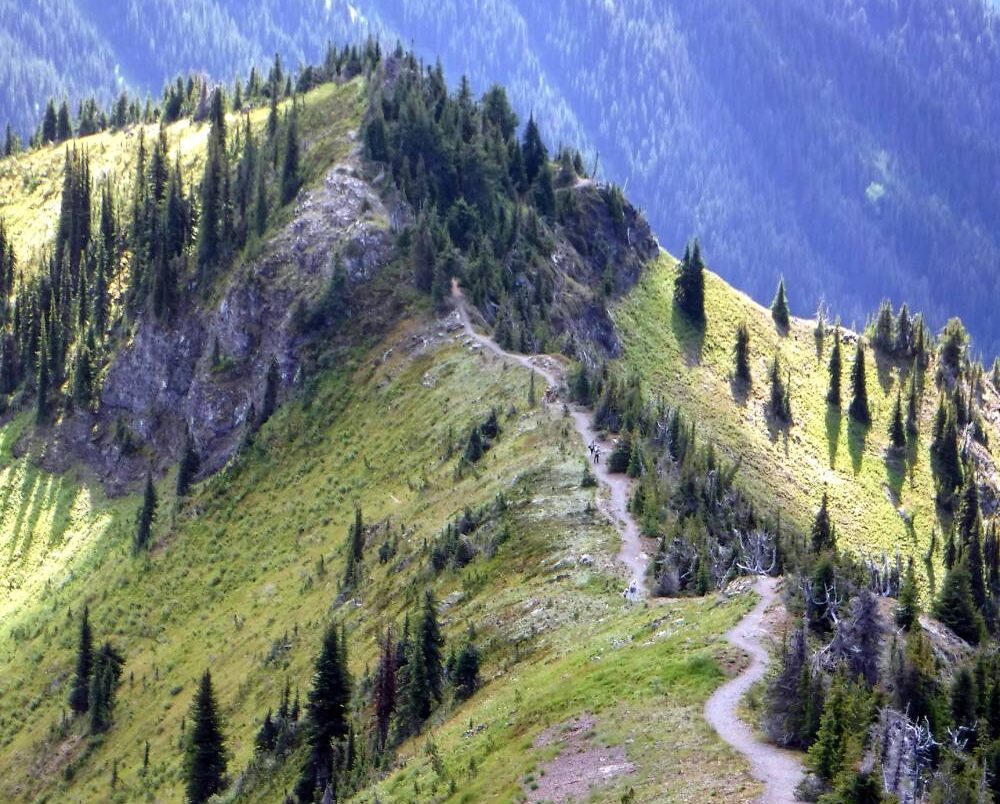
xmin=526 ymin=714 xmax=635 ymax=803
xmin=703 ymin=577 xmax=805 ymax=803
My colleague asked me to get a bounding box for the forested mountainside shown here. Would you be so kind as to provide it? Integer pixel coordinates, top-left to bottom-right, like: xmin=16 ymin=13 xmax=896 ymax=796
xmin=7 ymin=32 xmax=1000 ymax=804
xmin=4 ymin=1 xmax=1000 ymax=357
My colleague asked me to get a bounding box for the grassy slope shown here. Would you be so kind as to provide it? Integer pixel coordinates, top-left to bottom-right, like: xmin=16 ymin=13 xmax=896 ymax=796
xmin=0 ymin=79 xmax=364 ymax=271
xmin=0 ymin=315 xmax=760 ymax=803
xmin=616 ymin=254 xmax=976 ymax=596
xmin=0 ymin=79 xmax=782 ymax=804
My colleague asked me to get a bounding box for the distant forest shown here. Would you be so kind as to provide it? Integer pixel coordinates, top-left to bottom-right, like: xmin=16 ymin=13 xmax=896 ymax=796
xmin=3 ymin=0 xmax=1000 ymax=354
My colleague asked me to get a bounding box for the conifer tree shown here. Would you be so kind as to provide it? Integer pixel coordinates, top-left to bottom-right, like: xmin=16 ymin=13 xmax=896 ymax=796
xmin=807 ymin=672 xmax=872 ymax=782
xmin=888 ymin=390 xmax=906 ymax=450
xmin=42 ymin=100 xmax=58 ymax=143
xmin=733 ymin=322 xmax=751 ymax=388
xmin=454 ymin=638 xmax=480 ymax=700
xmin=533 ymin=161 xmax=556 ymax=218
xmin=176 ymin=429 xmax=200 ymax=498
xmin=934 ymin=560 xmax=985 ymax=644
xmin=261 ymin=356 xmax=280 ymax=424
xmin=418 ymin=588 xmax=444 ymax=702
xmin=827 ymin=326 xmax=842 ymax=406
xmin=89 ymin=641 xmax=124 ymax=734
xmin=281 ymin=103 xmax=301 ymax=204
xmin=35 ymin=324 xmax=49 ymax=424
xmin=768 ymin=354 xmax=791 ymax=423
xmin=296 ymin=622 xmax=351 ymax=802
xmin=56 ymin=100 xmax=73 ymax=142
xmin=373 ymin=628 xmax=397 ymax=754
xmin=196 ymin=89 xmax=227 ymax=283
xmin=184 ymin=670 xmax=227 ymax=804
xmin=68 ymin=605 xmax=93 ymax=714
xmin=673 ymin=241 xmax=705 ymax=325
xmin=133 ymin=473 xmax=157 ymax=553
xmin=342 ymin=506 xmax=364 ymax=589
xmin=771 ymin=278 xmax=790 ymax=330
xmin=895 ymin=558 xmax=920 ymax=630
xmin=955 ymin=470 xmax=987 ymax=612
xmin=521 ymin=114 xmax=547 ymax=185
xmin=848 ymin=342 xmax=870 ymax=424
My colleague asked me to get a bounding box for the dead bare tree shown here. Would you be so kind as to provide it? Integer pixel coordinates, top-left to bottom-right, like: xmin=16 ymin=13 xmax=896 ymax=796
xmin=736 ymin=529 xmax=779 ymax=576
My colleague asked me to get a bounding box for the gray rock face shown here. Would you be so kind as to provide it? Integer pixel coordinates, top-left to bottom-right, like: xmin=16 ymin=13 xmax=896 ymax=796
xmin=35 ymin=158 xmax=396 ymax=494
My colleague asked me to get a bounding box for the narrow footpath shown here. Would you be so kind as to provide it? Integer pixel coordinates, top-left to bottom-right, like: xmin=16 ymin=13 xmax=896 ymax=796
xmin=451 ymin=282 xmax=647 ymax=599
xmin=453 ymin=285 xmax=805 ymax=802
xmin=704 ymin=576 xmax=805 ymax=803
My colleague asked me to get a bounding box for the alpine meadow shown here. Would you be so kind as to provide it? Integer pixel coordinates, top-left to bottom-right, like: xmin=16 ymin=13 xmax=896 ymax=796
xmin=0 ymin=4 xmax=999 ymax=804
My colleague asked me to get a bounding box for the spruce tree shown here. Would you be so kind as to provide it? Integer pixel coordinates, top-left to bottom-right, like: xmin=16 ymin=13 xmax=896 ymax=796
xmin=771 ymin=278 xmax=790 ymax=330
xmin=133 ymin=473 xmax=157 ymax=553
xmin=453 ymin=639 xmax=480 ymax=700
xmin=184 ymin=670 xmax=227 ymax=804
xmin=673 ymin=241 xmax=705 ymax=325
xmin=373 ymin=628 xmax=397 ymax=754
xmin=68 ymin=605 xmax=93 ymax=714
xmin=888 ymin=390 xmax=906 ymax=450
xmin=296 ymin=622 xmax=351 ymax=802
xmin=89 ymin=641 xmax=124 ymax=734
xmin=827 ymin=326 xmax=842 ymax=406
xmin=342 ymin=506 xmax=364 ymax=588
xmin=418 ymin=589 xmax=444 ymax=702
xmin=35 ymin=325 xmax=49 ymax=424
xmin=895 ymin=558 xmax=920 ymax=630
xmin=176 ymin=429 xmax=200 ymax=498
xmin=281 ymin=103 xmax=301 ymax=204
xmin=848 ymin=342 xmax=870 ymax=424
xmin=768 ymin=354 xmax=791 ymax=423
xmin=934 ymin=560 xmax=985 ymax=644
xmin=261 ymin=356 xmax=280 ymax=424
xmin=521 ymin=114 xmax=547 ymax=185
xmin=733 ymin=322 xmax=751 ymax=388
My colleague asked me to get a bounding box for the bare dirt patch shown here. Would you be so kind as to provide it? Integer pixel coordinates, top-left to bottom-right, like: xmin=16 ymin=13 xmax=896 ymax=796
xmin=526 ymin=714 xmax=636 ymax=803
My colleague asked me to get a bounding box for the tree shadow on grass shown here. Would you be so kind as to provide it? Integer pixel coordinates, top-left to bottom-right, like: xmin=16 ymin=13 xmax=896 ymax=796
xmin=826 ymin=406 xmax=842 ymax=469
xmin=730 ymin=376 xmax=750 ymax=407
xmin=765 ymin=411 xmax=792 ymax=457
xmin=671 ymin=304 xmax=705 ymax=367
xmin=884 ymin=447 xmax=905 ymax=501
xmin=847 ymin=418 xmax=869 ymax=476
xmin=874 ymin=350 xmax=895 ymax=396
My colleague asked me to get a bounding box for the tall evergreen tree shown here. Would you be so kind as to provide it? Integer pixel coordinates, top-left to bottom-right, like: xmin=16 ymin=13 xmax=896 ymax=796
xmin=905 ymin=364 xmax=920 ymax=435
xmin=281 ymin=103 xmax=301 ymax=204
xmin=768 ymin=353 xmax=791 ymax=423
xmin=184 ymin=670 xmax=227 ymax=804
xmin=342 ymin=506 xmax=364 ymax=589
xmin=521 ymin=114 xmax=547 ymax=185
xmin=373 ymin=628 xmax=397 ymax=754
xmin=895 ymin=558 xmax=920 ymax=631
xmin=673 ymin=241 xmax=706 ymax=324
xmin=68 ymin=605 xmax=93 ymax=714
xmin=827 ymin=326 xmax=842 ymax=406
xmin=771 ymin=277 xmax=790 ymax=330
xmin=848 ymin=342 xmax=870 ymax=424
xmin=296 ymin=622 xmax=351 ymax=802
xmin=934 ymin=560 xmax=985 ymax=645
xmin=418 ymin=588 xmax=444 ymax=703
xmin=176 ymin=429 xmax=200 ymax=497
xmin=133 ymin=473 xmax=157 ymax=553
xmin=733 ymin=321 xmax=751 ymax=388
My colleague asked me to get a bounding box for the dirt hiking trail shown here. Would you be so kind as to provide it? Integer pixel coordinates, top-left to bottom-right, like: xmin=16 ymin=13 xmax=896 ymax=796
xmin=704 ymin=576 xmax=805 ymax=803
xmin=451 ymin=283 xmax=648 ymax=600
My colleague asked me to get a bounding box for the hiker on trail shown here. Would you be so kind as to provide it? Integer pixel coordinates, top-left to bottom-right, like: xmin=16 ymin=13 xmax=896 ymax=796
xmin=594 ymin=447 xmax=601 ymax=465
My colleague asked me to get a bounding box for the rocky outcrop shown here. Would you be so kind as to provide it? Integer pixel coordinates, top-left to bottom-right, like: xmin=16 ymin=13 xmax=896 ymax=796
xmin=33 ymin=157 xmax=397 ymax=494
xmin=549 ymin=181 xmax=658 ymax=365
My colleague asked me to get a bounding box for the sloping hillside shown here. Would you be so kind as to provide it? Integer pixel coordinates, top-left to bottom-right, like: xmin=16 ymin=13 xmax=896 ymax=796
xmin=615 ymin=254 xmax=1000 ymax=597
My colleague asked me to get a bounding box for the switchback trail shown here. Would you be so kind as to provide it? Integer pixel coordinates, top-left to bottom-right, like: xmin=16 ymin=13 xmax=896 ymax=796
xmin=704 ymin=576 xmax=804 ymax=803
xmin=451 ymin=283 xmax=648 ymax=599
